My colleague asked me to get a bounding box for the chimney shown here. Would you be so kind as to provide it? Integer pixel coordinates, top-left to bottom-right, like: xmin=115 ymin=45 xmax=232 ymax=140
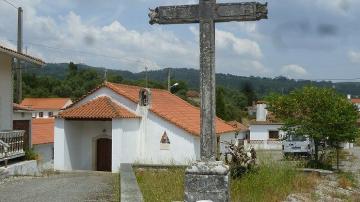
xmin=256 ymin=102 xmax=267 ymax=122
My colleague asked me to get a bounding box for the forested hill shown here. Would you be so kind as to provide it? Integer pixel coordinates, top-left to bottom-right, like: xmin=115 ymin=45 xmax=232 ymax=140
xmin=26 ymin=63 xmax=360 ymax=97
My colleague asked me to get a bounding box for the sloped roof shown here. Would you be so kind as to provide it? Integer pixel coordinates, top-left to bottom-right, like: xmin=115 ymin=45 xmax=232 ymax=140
xmin=351 ymin=98 xmax=360 ymax=104
xmin=59 ymin=96 xmax=139 ymax=119
xmin=70 ymin=82 xmax=236 ymax=136
xmin=13 ymin=103 xmax=32 ymax=111
xmin=226 ymin=121 xmax=249 ymax=132
xmin=32 ymin=118 xmax=54 ymax=145
xmin=20 ymin=98 xmax=71 ymax=110
xmin=0 ymin=44 xmax=44 ymax=66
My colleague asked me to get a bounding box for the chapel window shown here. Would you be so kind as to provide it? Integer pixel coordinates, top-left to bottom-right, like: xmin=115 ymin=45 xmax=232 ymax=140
xmin=160 ymin=131 xmax=170 ymax=150
xmin=160 ymin=132 xmax=170 ymax=144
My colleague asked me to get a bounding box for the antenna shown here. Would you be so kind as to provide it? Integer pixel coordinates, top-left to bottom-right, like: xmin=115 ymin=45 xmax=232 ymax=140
xmin=145 ymin=66 xmax=148 ymax=88
xmin=167 ymin=68 xmax=171 ymax=91
xmin=104 ymin=69 xmax=108 ymax=82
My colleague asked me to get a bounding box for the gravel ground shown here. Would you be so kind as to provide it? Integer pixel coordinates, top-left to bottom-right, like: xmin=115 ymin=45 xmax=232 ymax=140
xmin=285 ymin=147 xmax=360 ymax=202
xmin=0 ymin=171 xmax=116 ymax=202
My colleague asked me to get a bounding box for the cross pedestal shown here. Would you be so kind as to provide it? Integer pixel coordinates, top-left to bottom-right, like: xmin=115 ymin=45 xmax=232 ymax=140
xmin=185 ymin=161 xmax=230 ymax=202
xmin=149 ymin=1 xmax=267 ymax=201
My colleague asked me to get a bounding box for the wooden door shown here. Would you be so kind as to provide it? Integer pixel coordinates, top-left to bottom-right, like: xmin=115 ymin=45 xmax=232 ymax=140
xmin=96 ymin=138 xmax=112 ymax=171
xmin=13 ymin=120 xmax=30 ymax=150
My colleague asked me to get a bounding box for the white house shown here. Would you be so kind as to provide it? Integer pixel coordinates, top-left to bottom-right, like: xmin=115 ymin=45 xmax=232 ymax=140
xmin=54 ymin=82 xmax=237 ymax=172
xmin=248 ymin=102 xmax=285 ymax=150
xmin=0 ymin=44 xmax=44 ymax=163
xmin=20 ymin=98 xmax=72 ymax=118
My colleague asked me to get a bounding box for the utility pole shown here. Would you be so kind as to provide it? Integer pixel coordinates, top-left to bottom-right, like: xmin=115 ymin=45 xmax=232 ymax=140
xmin=167 ymin=68 xmax=171 ymax=91
xmin=16 ymin=7 xmax=23 ymax=104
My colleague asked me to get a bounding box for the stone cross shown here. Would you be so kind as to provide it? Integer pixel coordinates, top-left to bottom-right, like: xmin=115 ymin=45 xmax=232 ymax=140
xmin=149 ymin=1 xmax=267 ymax=201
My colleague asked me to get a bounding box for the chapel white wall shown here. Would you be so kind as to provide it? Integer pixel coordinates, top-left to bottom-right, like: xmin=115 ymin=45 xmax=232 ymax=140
xmin=0 ymin=54 xmax=13 ymax=130
xmin=139 ymin=111 xmax=200 ymax=165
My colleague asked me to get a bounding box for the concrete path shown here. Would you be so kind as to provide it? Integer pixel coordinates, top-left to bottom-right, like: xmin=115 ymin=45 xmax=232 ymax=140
xmin=0 ymin=171 xmax=116 ymax=202
xmin=120 ymin=164 xmax=143 ymax=202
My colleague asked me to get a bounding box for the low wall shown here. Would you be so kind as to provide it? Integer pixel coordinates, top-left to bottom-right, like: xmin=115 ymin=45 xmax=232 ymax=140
xmin=244 ymin=140 xmax=282 ymax=150
xmin=3 ymin=160 xmax=40 ymax=177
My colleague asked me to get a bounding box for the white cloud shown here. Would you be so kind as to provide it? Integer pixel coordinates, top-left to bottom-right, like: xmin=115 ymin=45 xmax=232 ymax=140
xmin=348 ymin=50 xmax=360 ymax=64
xmin=281 ymin=64 xmax=307 ymax=78
xmin=189 ymin=26 xmax=263 ymax=59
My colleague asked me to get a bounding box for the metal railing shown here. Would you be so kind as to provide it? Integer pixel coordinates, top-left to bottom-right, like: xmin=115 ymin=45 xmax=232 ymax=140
xmin=0 ymin=130 xmax=25 ymax=167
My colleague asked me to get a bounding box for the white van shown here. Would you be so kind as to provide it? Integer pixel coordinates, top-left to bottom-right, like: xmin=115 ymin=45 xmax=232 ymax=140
xmin=282 ymin=135 xmax=315 ymax=157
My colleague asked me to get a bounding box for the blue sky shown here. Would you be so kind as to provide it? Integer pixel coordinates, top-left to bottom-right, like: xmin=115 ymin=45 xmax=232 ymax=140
xmin=0 ymin=0 xmax=360 ymax=80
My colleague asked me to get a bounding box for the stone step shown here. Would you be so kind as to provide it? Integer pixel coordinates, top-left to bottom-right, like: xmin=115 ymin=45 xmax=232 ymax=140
xmin=0 ymin=167 xmax=8 ymax=180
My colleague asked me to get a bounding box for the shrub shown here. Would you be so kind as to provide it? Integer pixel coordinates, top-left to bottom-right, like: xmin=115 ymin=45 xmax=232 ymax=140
xmin=25 ymin=148 xmax=39 ymax=160
xmin=222 ymin=141 xmax=256 ymax=179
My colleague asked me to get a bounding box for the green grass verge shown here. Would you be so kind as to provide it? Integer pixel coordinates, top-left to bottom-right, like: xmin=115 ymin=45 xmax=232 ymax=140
xmin=135 ymin=163 xmax=319 ymax=202
xmin=112 ymin=173 xmax=120 ymax=202
xmin=135 ymin=168 xmax=184 ymax=202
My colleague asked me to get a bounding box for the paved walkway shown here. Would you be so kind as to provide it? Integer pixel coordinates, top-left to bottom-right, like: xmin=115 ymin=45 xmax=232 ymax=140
xmin=120 ymin=164 xmax=143 ymax=202
xmin=0 ymin=171 xmax=116 ymax=202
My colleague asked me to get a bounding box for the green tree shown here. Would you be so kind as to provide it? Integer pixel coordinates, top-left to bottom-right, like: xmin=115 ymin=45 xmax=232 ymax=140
xmin=242 ymin=82 xmax=256 ymax=106
xmin=216 ymin=87 xmax=227 ymax=120
xmin=266 ymin=86 xmax=359 ymax=164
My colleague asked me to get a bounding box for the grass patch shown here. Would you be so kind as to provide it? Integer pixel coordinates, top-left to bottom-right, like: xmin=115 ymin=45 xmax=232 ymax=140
xmin=135 ymin=162 xmax=319 ymax=202
xmin=135 ymin=168 xmax=184 ymax=202
xmin=337 ymin=172 xmax=358 ymax=189
xmin=231 ymin=162 xmax=319 ymax=202
xmin=112 ymin=173 xmax=120 ymax=202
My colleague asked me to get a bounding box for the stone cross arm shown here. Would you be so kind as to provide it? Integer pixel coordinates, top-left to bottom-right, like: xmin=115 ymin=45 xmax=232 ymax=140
xmin=149 ymin=2 xmax=267 ymax=25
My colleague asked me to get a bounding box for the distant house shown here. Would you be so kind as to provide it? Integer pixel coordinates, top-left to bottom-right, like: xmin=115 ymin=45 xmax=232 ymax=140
xmin=248 ymin=101 xmax=285 ymax=150
xmin=20 ymin=98 xmax=72 ymax=118
xmin=0 ymin=44 xmax=44 ymax=163
xmin=350 ymin=98 xmax=360 ymax=111
xmin=32 ymin=118 xmax=55 ymax=168
xmin=54 ymin=82 xmax=237 ymax=172
xmin=219 ymin=120 xmax=249 ymax=155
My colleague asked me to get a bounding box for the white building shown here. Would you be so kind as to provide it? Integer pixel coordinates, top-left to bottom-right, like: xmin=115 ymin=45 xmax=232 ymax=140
xmin=0 ymin=44 xmax=44 ymax=163
xmin=20 ymin=98 xmax=72 ymax=118
xmin=54 ymin=82 xmax=237 ymax=172
xmin=248 ymin=102 xmax=284 ymax=150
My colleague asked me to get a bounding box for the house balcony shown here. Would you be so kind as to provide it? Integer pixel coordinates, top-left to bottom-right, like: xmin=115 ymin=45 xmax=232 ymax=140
xmin=0 ymin=130 xmax=25 ymax=164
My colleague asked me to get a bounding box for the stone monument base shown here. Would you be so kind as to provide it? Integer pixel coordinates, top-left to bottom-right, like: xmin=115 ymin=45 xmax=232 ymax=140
xmin=184 ymin=161 xmax=230 ymax=202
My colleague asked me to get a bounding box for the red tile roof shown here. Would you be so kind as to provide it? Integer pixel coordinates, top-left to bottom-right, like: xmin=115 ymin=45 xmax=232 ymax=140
xmin=226 ymin=121 xmax=249 ymax=132
xmin=20 ymin=98 xmax=71 ymax=110
xmin=351 ymin=98 xmax=360 ymax=104
xmin=71 ymin=82 xmax=235 ymax=136
xmin=59 ymin=96 xmax=139 ymax=119
xmin=32 ymin=118 xmax=54 ymax=145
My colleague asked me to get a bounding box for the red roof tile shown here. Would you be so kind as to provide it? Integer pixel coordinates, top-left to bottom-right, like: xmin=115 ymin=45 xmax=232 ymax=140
xmin=20 ymin=98 xmax=71 ymax=110
xmin=351 ymin=98 xmax=360 ymax=104
xmin=226 ymin=121 xmax=249 ymax=132
xmin=104 ymin=82 xmax=236 ymax=136
xmin=59 ymin=96 xmax=139 ymax=119
xmin=32 ymin=118 xmax=54 ymax=145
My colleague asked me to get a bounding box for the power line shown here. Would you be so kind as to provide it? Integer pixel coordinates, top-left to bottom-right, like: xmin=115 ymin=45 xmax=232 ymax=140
xmin=1 ymin=0 xmax=17 ymax=9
